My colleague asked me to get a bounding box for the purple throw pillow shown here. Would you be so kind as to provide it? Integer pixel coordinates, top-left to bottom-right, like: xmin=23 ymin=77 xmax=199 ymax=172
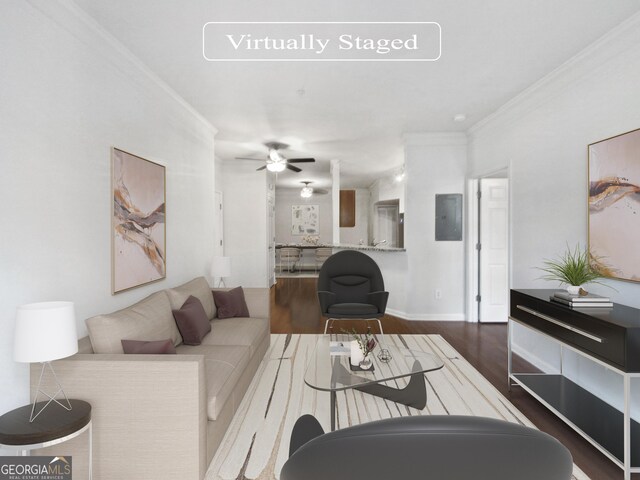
xmin=172 ymin=295 xmax=212 ymax=345
xmin=121 ymin=339 xmax=176 ymax=354
xmin=212 ymin=287 xmax=250 ymax=319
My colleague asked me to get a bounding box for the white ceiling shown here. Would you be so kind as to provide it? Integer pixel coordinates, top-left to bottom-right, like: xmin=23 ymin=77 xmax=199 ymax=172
xmin=74 ymin=0 xmax=640 ymax=187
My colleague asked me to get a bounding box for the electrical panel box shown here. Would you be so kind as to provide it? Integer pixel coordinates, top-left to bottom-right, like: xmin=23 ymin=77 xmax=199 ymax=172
xmin=435 ymin=194 xmax=462 ymax=241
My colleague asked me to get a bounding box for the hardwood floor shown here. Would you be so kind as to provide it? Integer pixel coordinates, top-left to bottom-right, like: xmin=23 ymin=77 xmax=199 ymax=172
xmin=271 ymin=277 xmax=631 ymax=480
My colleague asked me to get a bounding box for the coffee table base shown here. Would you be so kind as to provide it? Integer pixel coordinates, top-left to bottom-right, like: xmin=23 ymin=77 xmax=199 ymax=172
xmin=356 ymin=370 xmax=427 ymax=410
xmin=330 ymin=368 xmax=427 ymax=431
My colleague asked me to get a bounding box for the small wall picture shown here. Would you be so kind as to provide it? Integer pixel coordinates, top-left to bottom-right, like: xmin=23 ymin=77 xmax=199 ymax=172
xmin=292 ymin=204 xmax=319 ymax=235
xmin=112 ymin=148 xmax=166 ymax=293
xmin=589 ymin=128 xmax=640 ymax=282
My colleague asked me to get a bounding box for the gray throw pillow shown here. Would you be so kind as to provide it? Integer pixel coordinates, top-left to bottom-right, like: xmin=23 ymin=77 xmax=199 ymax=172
xmin=212 ymin=287 xmax=250 ymax=319
xmin=172 ymin=295 xmax=212 ymax=345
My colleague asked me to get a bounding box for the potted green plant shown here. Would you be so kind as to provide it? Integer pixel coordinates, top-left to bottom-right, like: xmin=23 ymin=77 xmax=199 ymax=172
xmin=538 ymin=244 xmax=609 ymax=294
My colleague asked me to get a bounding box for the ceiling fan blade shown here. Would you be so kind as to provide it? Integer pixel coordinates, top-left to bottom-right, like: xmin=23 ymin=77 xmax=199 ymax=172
xmin=287 ymin=158 xmax=315 ymax=163
xmin=286 ymin=164 xmax=302 ymax=173
xmin=313 ymin=188 xmax=329 ymax=195
xmin=256 ymin=165 xmax=267 ymax=171
xmin=236 ymin=157 xmax=265 ymax=161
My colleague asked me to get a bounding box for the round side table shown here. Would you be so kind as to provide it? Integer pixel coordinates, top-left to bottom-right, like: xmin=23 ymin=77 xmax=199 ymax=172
xmin=0 ymin=399 xmax=92 ymax=479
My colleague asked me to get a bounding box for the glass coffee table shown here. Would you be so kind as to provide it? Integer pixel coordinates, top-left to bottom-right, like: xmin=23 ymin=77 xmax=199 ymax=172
xmin=304 ymin=335 xmax=444 ymax=430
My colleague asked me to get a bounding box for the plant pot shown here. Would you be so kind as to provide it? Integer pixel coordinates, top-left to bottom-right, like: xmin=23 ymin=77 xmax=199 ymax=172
xmin=566 ymin=285 xmax=582 ymax=295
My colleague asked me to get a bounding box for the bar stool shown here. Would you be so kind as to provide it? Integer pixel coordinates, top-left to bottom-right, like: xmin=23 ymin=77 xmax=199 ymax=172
xmin=314 ymin=247 xmax=333 ymax=273
xmin=280 ymin=248 xmax=301 ymax=273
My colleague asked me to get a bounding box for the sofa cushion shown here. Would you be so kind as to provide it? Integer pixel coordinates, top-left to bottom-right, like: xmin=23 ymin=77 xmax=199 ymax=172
xmin=121 ymin=339 xmax=177 ymax=354
xmin=172 ymin=295 xmax=211 ymax=345
xmin=86 ymin=291 xmax=182 ymax=354
xmin=201 ymin=317 xmax=268 ymax=357
xmin=212 ymin=287 xmax=250 ymax=319
xmin=166 ymin=277 xmax=216 ymax=320
xmin=175 ymin=344 xmax=250 ymax=420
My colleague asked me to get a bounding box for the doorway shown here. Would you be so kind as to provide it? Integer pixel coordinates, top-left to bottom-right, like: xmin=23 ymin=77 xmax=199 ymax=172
xmin=374 ymin=199 xmax=402 ymax=248
xmin=468 ymin=172 xmax=510 ymax=323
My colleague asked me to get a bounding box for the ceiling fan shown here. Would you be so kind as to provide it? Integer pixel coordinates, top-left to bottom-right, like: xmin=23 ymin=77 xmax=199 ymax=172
xmin=300 ymin=181 xmax=328 ymax=198
xmin=235 ymin=142 xmax=315 ymax=173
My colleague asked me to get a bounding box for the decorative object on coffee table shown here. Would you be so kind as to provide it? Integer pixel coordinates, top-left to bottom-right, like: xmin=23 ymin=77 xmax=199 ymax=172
xmin=537 ymin=243 xmax=609 ymax=294
xmin=347 ymin=328 xmax=376 ymax=370
xmin=377 ymin=348 xmax=392 ymax=363
xmin=14 ymin=302 xmax=78 ymax=422
xmin=112 ymin=147 xmax=166 ymax=294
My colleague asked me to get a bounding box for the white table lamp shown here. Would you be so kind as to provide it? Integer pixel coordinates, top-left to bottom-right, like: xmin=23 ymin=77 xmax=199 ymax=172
xmin=14 ymin=301 xmax=78 ymax=422
xmin=211 ymin=256 xmax=231 ymax=288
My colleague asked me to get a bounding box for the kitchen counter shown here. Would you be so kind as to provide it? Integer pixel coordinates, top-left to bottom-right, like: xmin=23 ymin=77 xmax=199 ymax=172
xmin=275 ymin=244 xmax=405 ymax=252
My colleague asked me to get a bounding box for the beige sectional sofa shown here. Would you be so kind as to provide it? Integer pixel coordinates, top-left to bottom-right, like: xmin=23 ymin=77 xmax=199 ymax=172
xmin=32 ymin=277 xmax=270 ymax=480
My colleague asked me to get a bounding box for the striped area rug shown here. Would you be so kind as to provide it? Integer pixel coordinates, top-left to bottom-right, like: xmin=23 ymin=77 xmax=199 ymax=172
xmin=206 ymin=334 xmax=589 ymax=480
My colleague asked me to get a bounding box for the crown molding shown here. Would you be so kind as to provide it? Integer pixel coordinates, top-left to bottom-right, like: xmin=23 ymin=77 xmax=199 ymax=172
xmin=26 ymin=0 xmax=218 ymax=137
xmin=403 ymin=132 xmax=467 ymax=147
xmin=468 ymin=11 xmax=640 ymax=138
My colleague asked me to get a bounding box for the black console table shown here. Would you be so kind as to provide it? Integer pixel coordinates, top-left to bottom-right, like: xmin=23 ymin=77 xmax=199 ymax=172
xmin=509 ymin=289 xmax=640 ymax=480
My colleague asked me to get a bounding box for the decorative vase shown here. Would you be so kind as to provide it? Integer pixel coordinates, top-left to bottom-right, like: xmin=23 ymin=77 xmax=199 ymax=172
xmin=566 ymin=285 xmax=582 ymax=295
xmin=359 ymin=356 xmax=373 ymax=370
xmin=350 ymin=341 xmax=364 ymax=366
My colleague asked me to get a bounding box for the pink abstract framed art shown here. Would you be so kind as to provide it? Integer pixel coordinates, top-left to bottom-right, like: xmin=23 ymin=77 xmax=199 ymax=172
xmin=111 ymin=148 xmax=166 ymax=293
xmin=588 ymin=128 xmax=640 ymax=282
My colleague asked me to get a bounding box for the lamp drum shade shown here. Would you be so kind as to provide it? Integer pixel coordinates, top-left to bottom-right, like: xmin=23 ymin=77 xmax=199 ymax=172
xmin=211 ymin=256 xmax=231 ymax=278
xmin=14 ymin=301 xmax=78 ymax=363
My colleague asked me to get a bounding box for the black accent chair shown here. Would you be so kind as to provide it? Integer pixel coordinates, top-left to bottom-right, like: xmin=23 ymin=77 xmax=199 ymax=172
xmin=282 ymin=415 xmax=574 ymax=480
xmin=316 ymin=250 xmax=389 ymax=334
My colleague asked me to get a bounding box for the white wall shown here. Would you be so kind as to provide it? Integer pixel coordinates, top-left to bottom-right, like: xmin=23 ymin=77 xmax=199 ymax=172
xmin=404 ymin=133 xmax=468 ymax=320
xmin=339 ymin=188 xmax=369 ymax=245
xmin=370 ymin=177 xmax=405 ymax=214
xmin=275 ymin=188 xmax=333 ymax=244
xmin=468 ymin=14 xmax=640 ymax=415
xmin=0 ymin=0 xmax=217 ymax=415
xmin=220 ymin=160 xmax=268 ymax=287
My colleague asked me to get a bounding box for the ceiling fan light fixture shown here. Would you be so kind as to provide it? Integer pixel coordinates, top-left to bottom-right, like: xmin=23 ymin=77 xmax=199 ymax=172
xmin=300 ymin=186 xmax=313 ymax=198
xmin=268 ymin=148 xmax=282 ymax=163
xmin=267 ymin=161 xmax=286 ymax=172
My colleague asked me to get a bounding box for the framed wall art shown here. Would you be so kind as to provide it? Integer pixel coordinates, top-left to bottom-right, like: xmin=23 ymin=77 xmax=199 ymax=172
xmin=588 ymin=128 xmax=640 ymax=282
xmin=112 ymin=148 xmax=166 ymax=293
xmin=292 ymin=204 xmax=319 ymax=235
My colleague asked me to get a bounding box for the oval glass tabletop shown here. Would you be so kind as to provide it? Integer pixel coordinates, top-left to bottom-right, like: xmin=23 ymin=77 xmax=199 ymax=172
xmin=304 ymin=335 xmax=444 ymax=392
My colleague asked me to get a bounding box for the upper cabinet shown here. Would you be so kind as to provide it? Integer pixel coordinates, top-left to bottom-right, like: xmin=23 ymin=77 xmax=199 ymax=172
xmin=339 ymin=190 xmax=356 ymax=227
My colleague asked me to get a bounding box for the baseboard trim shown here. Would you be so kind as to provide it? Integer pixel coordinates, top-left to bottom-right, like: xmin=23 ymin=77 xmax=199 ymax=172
xmin=386 ymin=308 xmax=466 ymax=322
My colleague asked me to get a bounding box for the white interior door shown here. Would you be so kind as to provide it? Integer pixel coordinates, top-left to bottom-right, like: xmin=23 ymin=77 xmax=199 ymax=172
xmin=479 ymin=178 xmax=509 ymax=322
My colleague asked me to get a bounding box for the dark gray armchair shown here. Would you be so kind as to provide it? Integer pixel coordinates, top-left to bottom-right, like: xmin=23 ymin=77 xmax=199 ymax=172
xmin=317 ymin=250 xmax=389 ymax=333
xmin=282 ymin=415 xmax=574 ymax=480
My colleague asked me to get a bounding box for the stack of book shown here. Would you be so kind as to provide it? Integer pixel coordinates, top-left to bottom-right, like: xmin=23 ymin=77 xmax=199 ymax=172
xmin=550 ymin=291 xmax=613 ymax=308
